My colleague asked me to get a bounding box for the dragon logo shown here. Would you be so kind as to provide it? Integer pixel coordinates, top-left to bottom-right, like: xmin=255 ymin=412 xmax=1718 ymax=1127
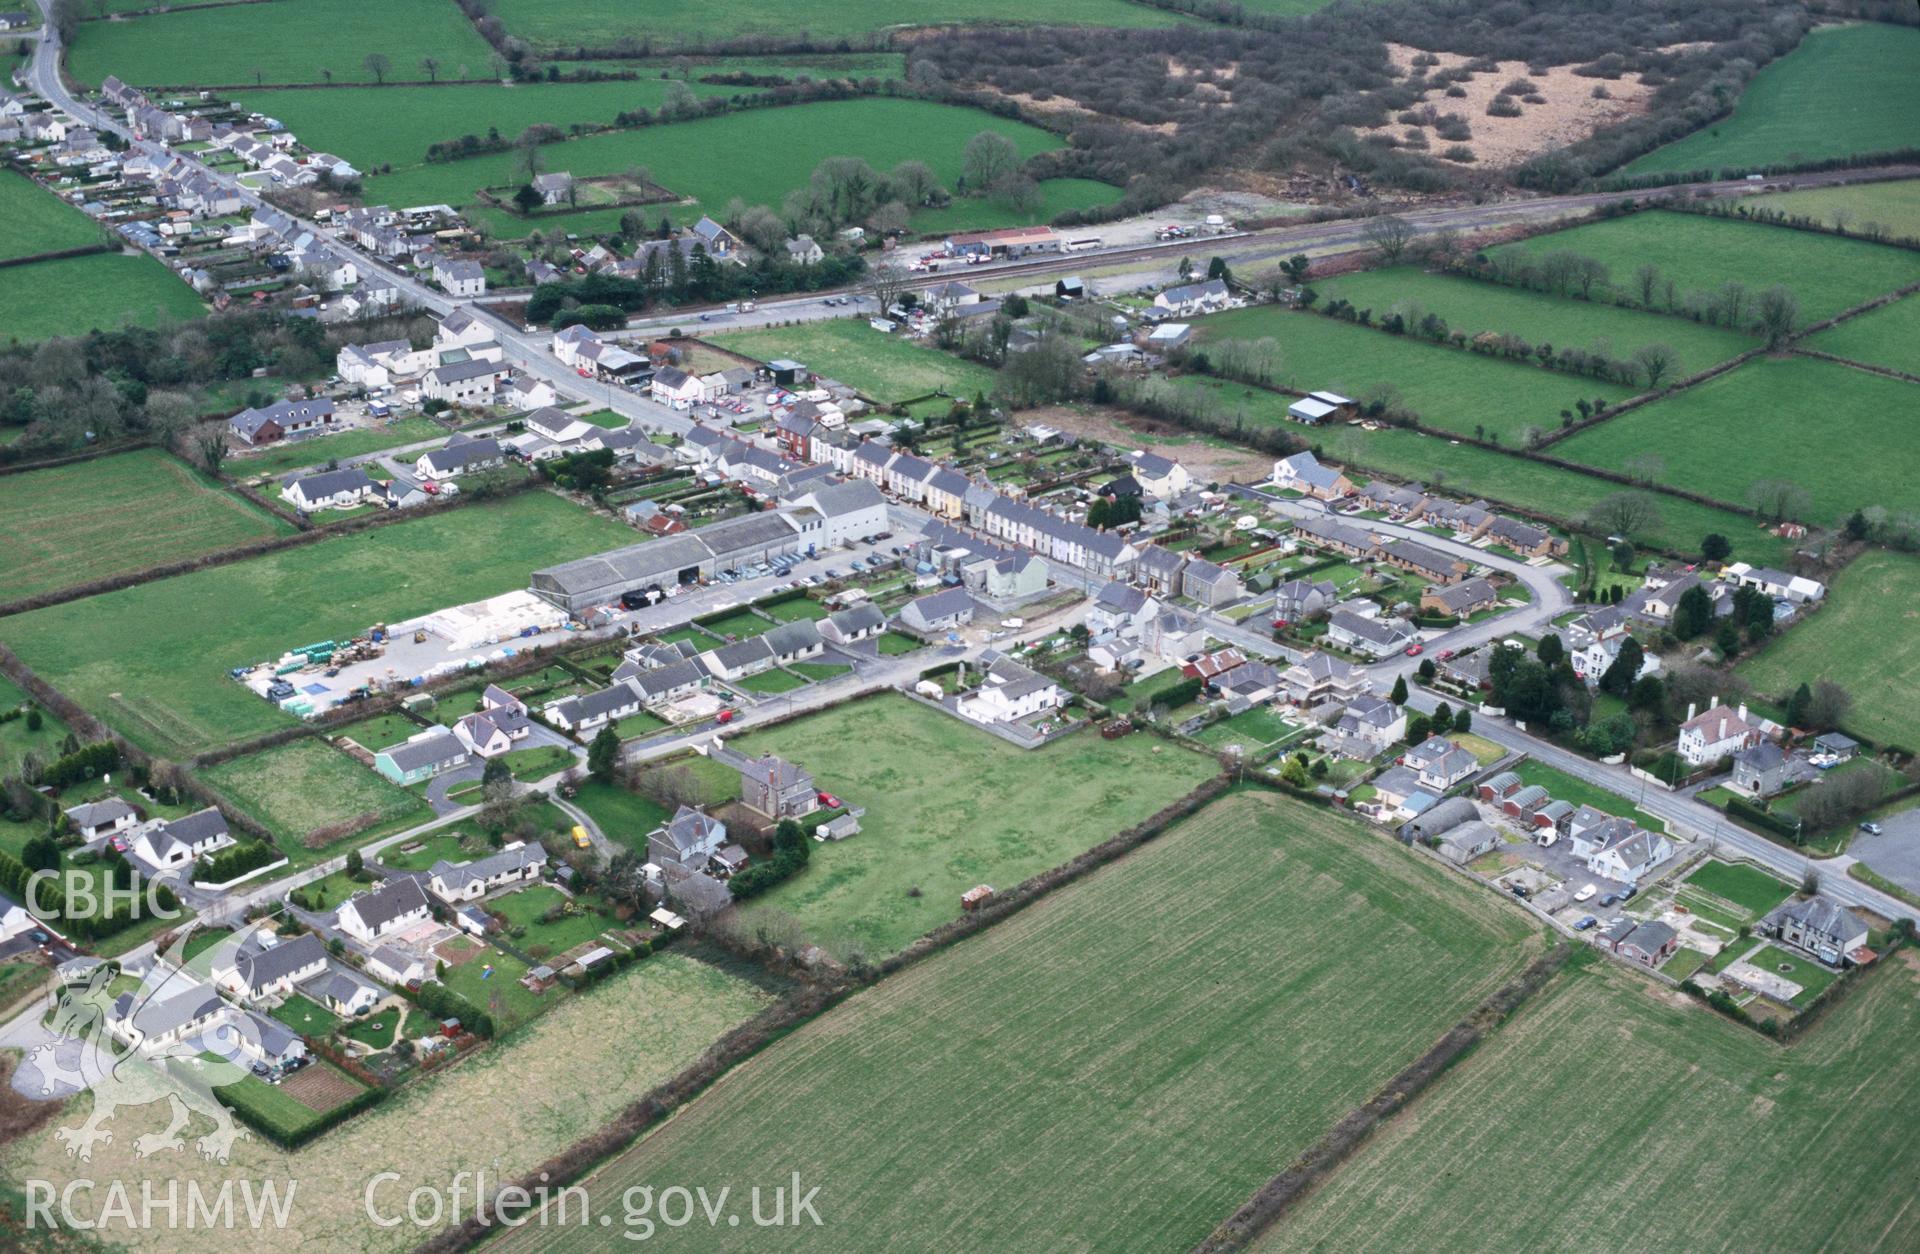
xmin=27 ymin=923 xmax=271 ymax=1164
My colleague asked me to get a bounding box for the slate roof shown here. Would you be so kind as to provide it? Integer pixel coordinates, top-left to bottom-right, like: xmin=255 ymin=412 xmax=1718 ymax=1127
xmin=1763 ymin=895 xmax=1865 ymax=943
xmin=379 ymin=731 xmax=467 ymax=772
xmin=341 ymin=876 xmax=429 ymax=933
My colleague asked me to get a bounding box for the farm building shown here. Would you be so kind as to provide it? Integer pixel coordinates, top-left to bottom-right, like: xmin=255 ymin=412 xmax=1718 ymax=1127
xmin=530 ymin=510 xmax=818 ymax=613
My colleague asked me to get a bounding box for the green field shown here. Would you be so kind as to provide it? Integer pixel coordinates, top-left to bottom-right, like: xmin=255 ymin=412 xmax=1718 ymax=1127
xmin=1680 ymin=859 xmax=1794 ymax=920
xmin=1806 ymin=293 xmax=1920 ymax=376
xmin=498 ymin=791 xmax=1532 ymax=1251
xmin=0 ymin=449 xmax=295 ymax=603
xmin=0 ymin=171 xmax=105 ymax=262
xmin=1274 ymin=957 xmax=1920 ymax=1249
xmin=203 ymin=739 xmax=434 ymax=862
xmin=69 ymin=0 xmax=496 ymax=87
xmin=1314 ymin=267 xmax=1758 ymax=379
xmin=1624 ymin=24 xmax=1920 ymax=176
xmin=0 ymin=251 xmax=206 ymax=342
xmin=488 ymin=0 xmax=1184 ymax=49
xmin=0 ymin=678 xmax=68 ymax=778
xmin=0 ymin=492 xmax=634 ymax=757
xmin=364 ymin=97 xmax=1110 ymax=239
xmin=230 ymin=418 xmax=448 ymax=479
xmin=1310 ymin=424 xmax=1793 ymax=567
xmin=1555 ymin=355 xmax=1920 ymax=523
xmin=728 ymin=694 xmax=1219 ymax=957
xmin=227 ymin=78 xmax=759 ymax=171
xmin=1739 ymin=550 xmax=1920 ymax=749
xmin=1490 ymin=210 xmax=1920 ymax=325
xmin=1194 ymin=306 xmax=1639 ymax=442
xmin=1745 ymin=178 xmax=1920 ymax=241
xmin=713 ymin=318 xmax=998 ymax=403
xmin=566 ymin=781 xmax=670 ymax=856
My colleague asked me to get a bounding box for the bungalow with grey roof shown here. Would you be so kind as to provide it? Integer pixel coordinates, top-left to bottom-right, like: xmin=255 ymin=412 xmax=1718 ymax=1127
xmin=1602 ymin=918 xmax=1678 ymax=967
xmin=427 ymin=842 xmax=546 ymax=902
xmin=415 ymin=436 xmax=504 ymax=480
xmin=1271 ymin=451 xmax=1353 ymax=501
xmin=1421 ymin=576 xmax=1500 ymax=618
xmin=820 ymin=601 xmax=885 ymax=645
xmin=335 ymin=877 xmax=431 ymax=944
xmin=544 ymin=683 xmax=643 ymax=734
xmin=373 ymin=730 xmax=471 ymax=785
xmin=1327 ymin=609 xmax=1417 ymax=658
xmin=229 ymin=397 xmax=335 ymax=445
xmin=132 ymin=807 xmax=234 ymax=870
xmin=212 ymin=932 xmax=328 ymax=1002
xmin=1378 ymin=538 xmax=1466 ymax=584
xmin=899 ymin=587 xmax=979 ymax=635
xmin=283 ymin=467 xmax=377 ymax=512
xmin=66 ymin=798 xmax=138 ymax=842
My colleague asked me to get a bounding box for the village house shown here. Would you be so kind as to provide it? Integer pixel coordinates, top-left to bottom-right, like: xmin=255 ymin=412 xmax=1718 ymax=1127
xmin=212 ymin=933 xmax=328 ymax=1003
xmin=427 ymin=842 xmax=547 ymax=903
xmin=1730 ymin=742 xmax=1791 ymax=799
xmin=1281 ymin=652 xmax=1369 ymax=708
xmin=1143 ymin=607 xmax=1204 ymax=663
xmin=1122 ymin=450 xmax=1191 ymax=501
xmin=229 ymin=397 xmax=335 ymax=445
xmin=1272 ymin=451 xmax=1353 ymax=501
xmin=957 ymin=651 xmax=1064 ymax=726
xmin=132 ymin=808 xmax=233 ymax=871
xmin=1328 ymin=608 xmax=1417 ymax=658
xmin=433 ymin=258 xmax=486 ymax=296
xmin=1421 ymin=576 xmax=1500 ymax=618
xmin=415 ymin=436 xmax=504 ymax=480
xmin=1677 ymin=703 xmax=1762 ymax=767
xmin=334 ymin=876 xmax=431 ymax=944
xmin=738 ymin=755 xmax=817 ymax=822
xmin=423 ymin=359 xmax=511 ymax=408
xmin=543 ymin=683 xmax=643 ymax=734
xmin=648 ymin=806 xmax=729 ymax=873
xmin=1588 ymin=827 xmax=1674 ymax=883
xmin=1602 ymin=918 xmax=1678 ymax=967
xmin=106 ymin=981 xmax=306 ymax=1071
xmin=1181 ymin=558 xmax=1244 ymax=608
xmin=452 ymin=707 xmax=529 ymax=757
xmin=1403 ymin=737 xmax=1481 ymax=791
xmin=1757 ymin=896 xmax=1870 ymax=966
xmin=1088 ymin=581 xmax=1158 ymax=639
xmin=66 ymin=798 xmax=138 ymax=842
xmin=1357 ymin=480 xmax=1426 ymax=518
xmin=1377 ymin=539 xmax=1467 ymax=585
xmin=819 ymin=601 xmax=886 ymax=646
xmin=1292 ymin=515 xmax=1376 ymax=560
xmin=1272 ymin=577 xmax=1339 ymax=623
xmin=899 ymin=587 xmax=979 ymax=635
xmin=783 ymin=235 xmax=823 ymax=265
xmin=531 ymin=171 xmax=574 ymax=205
xmin=282 ymin=467 xmax=377 ymax=512
xmin=1152 ymin=278 xmax=1230 ymax=318
xmin=1130 ymin=545 xmax=1188 ymax=597
xmin=1485 ymin=515 xmax=1568 ymax=559
xmin=1722 ymin=563 xmax=1825 ymax=605
xmin=1332 ymin=694 xmax=1408 ymax=754
xmin=372 ymin=730 xmax=470 ymax=785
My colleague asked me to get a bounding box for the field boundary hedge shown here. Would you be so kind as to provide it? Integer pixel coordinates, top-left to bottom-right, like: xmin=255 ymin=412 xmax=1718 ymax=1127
xmin=0 ymin=243 xmax=114 ymax=271
xmin=1194 ymin=940 xmax=1573 ymax=1252
xmin=1532 ymin=345 xmax=1766 ymax=449
xmin=1792 ymin=348 xmax=1920 ymax=386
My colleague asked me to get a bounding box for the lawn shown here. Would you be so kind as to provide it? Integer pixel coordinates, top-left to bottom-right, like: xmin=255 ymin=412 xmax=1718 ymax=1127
xmin=499 ymin=791 xmax=1534 ymax=1251
xmin=497 ymin=744 xmax=575 ymax=781
xmin=269 ymin=992 xmax=340 ymax=1037
xmin=1556 ymin=355 xmax=1920 ymax=524
xmin=439 ymin=949 xmax=549 ymax=1031
xmin=0 ymin=950 xmax=779 ymax=1251
xmin=365 ymin=98 xmax=1100 ymax=239
xmin=1 ymin=492 xmax=634 ymax=758
xmin=1311 ymin=424 xmax=1793 ymax=566
xmin=714 ymin=318 xmax=999 ymax=404
xmin=1623 ymin=24 xmax=1920 ymax=176
xmin=0 ymin=170 xmax=106 ymax=262
xmin=1192 ymin=306 xmax=1639 ymax=442
xmin=1273 ymin=957 xmax=1920 ymax=1250
xmin=788 ymin=660 xmax=850 ymax=681
xmin=341 ymin=1004 xmax=402 ymax=1050
xmin=489 ymin=884 xmax=612 ymax=954
xmin=1488 ymin=210 xmax=1920 ymax=325
xmin=1738 ymin=551 xmax=1920 ymax=748
xmin=1112 ymin=664 xmax=1200 ymax=714
xmin=875 ymin=631 xmax=924 ymax=656
xmin=732 ymin=668 xmax=809 ymax=696
xmin=1745 ymin=177 xmax=1920 ymax=242
xmin=1744 ymin=943 xmax=1839 ymax=1007
xmin=377 ymin=830 xmax=493 ymax=874
xmin=0 ymin=448 xmax=295 ymax=604
xmin=1681 ymin=859 xmax=1794 ymax=920
xmin=696 ymin=608 xmax=772 ymax=637
xmin=210 ymin=1060 xmax=363 ymax=1143
xmin=727 ymin=694 xmax=1220 ymax=958
xmin=759 ymin=597 xmax=827 ymax=623
xmin=229 ymin=418 xmax=447 ymax=480
xmin=0 ymin=251 xmax=206 ymax=342
xmin=203 ymin=740 xmax=435 ymax=866
xmin=68 ymin=0 xmax=495 ymax=88
xmin=335 ymin=711 xmax=427 ymax=753
xmin=0 ymin=675 xmax=68 ymax=777
xmin=1510 ymin=759 xmax=1666 ymax=834
xmin=1806 ymin=292 xmax=1920 ymax=376
xmin=565 ymin=780 xmax=672 ymax=856
xmin=1194 ymin=705 xmax=1299 ymax=752
xmin=488 ymin=0 xmax=1184 ymax=49
xmin=1314 ymin=267 xmax=1757 ymax=378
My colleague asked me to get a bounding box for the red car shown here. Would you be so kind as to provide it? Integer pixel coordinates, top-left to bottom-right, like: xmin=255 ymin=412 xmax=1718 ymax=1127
xmin=817 ymin=791 xmax=841 ymax=809
xmin=1270 ymin=618 xmax=1290 ymax=630
xmin=716 ymin=709 xmax=736 ymax=724
xmin=1438 ymin=649 xmax=1456 ymax=661
xmin=1405 ymin=643 xmax=1424 ymax=657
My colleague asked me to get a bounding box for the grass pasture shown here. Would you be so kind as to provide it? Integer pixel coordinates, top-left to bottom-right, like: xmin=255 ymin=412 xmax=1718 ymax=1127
xmin=364 ymin=98 xmax=1104 ymax=239
xmin=1311 ymin=424 xmax=1793 ymax=567
xmin=1270 ymin=957 xmax=1920 ymax=1250
xmin=1314 ymin=267 xmax=1757 ymax=377
xmin=0 ymin=951 xmax=778 ymax=1253
xmin=488 ymin=0 xmax=1185 ymax=49
xmin=69 ymin=0 xmax=495 ymax=88
xmin=712 ymin=318 xmax=997 ymax=404
xmin=0 ymin=250 xmax=205 ymax=342
xmin=1745 ymin=177 xmax=1920 ymax=242
xmin=728 ymin=694 xmax=1219 ymax=957
xmin=0 ymin=171 xmax=105 ymax=262
xmin=1 ymin=492 xmax=634 ymax=758
xmin=498 ymin=791 xmax=1532 ymax=1251
xmin=1490 ymin=210 xmax=1920 ymax=325
xmin=1624 ymin=24 xmax=1920 ymax=177
xmin=1555 ymin=355 xmax=1920 ymax=523
xmin=1738 ymin=549 xmax=1920 ymax=749
xmin=203 ymin=739 xmax=434 ymax=863
xmin=1806 ymin=293 xmax=1920 ymax=376
xmin=1193 ymin=306 xmax=1639 ymax=442
xmin=0 ymin=449 xmax=295 ymax=603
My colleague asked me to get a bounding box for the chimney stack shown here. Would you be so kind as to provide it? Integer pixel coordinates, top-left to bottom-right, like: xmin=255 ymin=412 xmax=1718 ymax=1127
xmin=1686 ymin=701 xmax=1697 ymax=722
xmin=1738 ymin=703 xmax=1749 ymax=724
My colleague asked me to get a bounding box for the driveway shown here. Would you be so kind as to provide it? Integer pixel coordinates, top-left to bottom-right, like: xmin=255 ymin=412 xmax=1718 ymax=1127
xmin=1846 ymin=803 xmax=1920 ymax=894
xmin=425 ymin=762 xmax=484 ymax=814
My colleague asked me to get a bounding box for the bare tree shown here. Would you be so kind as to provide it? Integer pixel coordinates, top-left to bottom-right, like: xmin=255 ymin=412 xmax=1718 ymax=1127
xmin=868 ymin=258 xmax=911 ymax=311
xmin=1585 ymin=490 xmax=1661 ymax=538
xmin=1620 ymin=453 xmax=1665 ymax=485
xmin=1631 ymin=342 xmax=1680 ymax=389
xmin=1361 ymin=213 xmax=1415 ymax=264
xmin=195 ymin=433 xmax=230 ymax=477
xmin=420 ymin=56 xmax=441 ymax=83
xmin=890 ymin=159 xmax=939 ymax=207
xmin=363 ymin=52 xmax=391 ymax=84
xmin=1753 ymin=284 xmax=1801 ymax=349
xmin=1633 ymin=263 xmax=1661 ymax=306
xmin=960 ymin=131 xmax=1019 ymax=196
xmin=1747 ymin=478 xmax=1810 ymax=522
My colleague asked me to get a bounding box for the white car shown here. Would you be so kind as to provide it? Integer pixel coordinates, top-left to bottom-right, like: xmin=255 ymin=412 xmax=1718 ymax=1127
xmin=1573 ymin=884 xmax=1597 ymax=903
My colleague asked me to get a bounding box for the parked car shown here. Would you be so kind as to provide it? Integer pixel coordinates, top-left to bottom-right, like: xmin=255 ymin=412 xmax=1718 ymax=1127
xmin=1860 ymin=821 xmax=1885 ymax=835
xmin=1597 ymin=892 xmax=1624 ymax=907
xmin=1508 ymin=883 xmax=1530 ymax=898
xmin=1405 ymin=643 xmax=1424 ymax=656
xmin=817 ymin=791 xmax=841 ymax=809
xmin=1573 ymin=916 xmax=1598 ymax=931
xmin=1573 ymin=883 xmax=1597 ymax=903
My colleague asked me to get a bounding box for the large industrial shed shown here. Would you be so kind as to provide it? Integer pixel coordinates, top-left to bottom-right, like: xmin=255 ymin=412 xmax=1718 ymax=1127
xmin=530 ymin=509 xmax=819 ymax=613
